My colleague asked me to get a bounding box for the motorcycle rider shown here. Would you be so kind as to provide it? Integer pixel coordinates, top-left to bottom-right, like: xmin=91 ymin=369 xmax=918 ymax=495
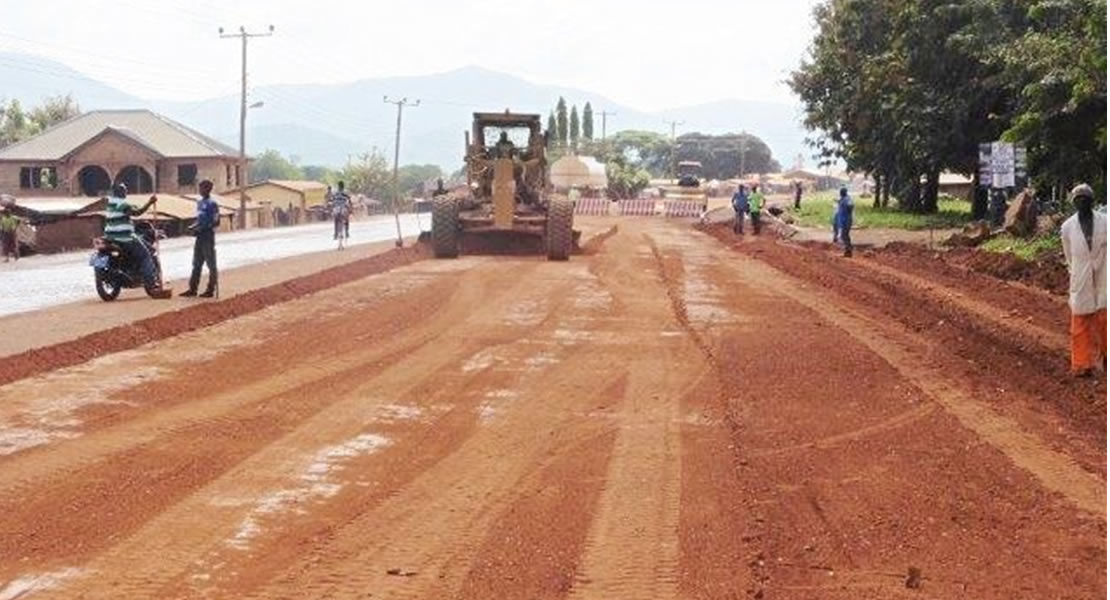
xmin=103 ymin=183 xmax=168 ymax=297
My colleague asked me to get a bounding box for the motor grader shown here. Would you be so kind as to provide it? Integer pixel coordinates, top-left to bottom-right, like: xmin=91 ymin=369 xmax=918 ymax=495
xmin=431 ymin=111 xmax=575 ymax=260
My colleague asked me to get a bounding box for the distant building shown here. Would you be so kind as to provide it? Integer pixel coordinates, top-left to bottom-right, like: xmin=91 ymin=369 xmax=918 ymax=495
xmin=226 ymin=179 xmax=329 ymax=226
xmin=0 ymin=109 xmax=242 ymax=198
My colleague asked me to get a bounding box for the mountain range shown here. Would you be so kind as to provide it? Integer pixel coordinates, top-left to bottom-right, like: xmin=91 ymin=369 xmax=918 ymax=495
xmin=0 ymin=52 xmax=810 ymax=170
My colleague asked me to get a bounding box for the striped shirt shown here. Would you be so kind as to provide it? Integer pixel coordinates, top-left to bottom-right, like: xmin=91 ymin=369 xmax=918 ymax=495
xmin=104 ymin=196 xmax=136 ymax=242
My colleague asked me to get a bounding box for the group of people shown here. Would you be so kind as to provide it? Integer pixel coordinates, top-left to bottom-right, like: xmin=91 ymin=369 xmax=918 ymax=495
xmin=103 ymin=180 xmax=220 ymax=299
xmin=730 ymin=184 xmax=766 ymax=235
xmin=730 ymin=183 xmax=855 ymax=258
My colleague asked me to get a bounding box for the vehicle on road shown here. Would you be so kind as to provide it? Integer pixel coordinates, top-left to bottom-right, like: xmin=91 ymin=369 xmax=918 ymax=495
xmin=676 ymin=160 xmax=703 ymax=188
xmin=432 ymin=110 xmax=576 ymax=260
xmin=88 ymin=222 xmax=165 ymax=301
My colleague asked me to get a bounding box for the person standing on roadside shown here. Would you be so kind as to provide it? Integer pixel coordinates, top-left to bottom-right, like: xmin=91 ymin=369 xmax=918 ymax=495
xmin=182 ymin=179 xmax=220 ymax=298
xmin=749 ymin=184 xmax=765 ymax=234
xmin=332 ymin=180 xmax=352 ymax=240
xmin=731 ymin=184 xmax=749 ymax=234
xmin=1060 ymin=183 xmax=1106 ymax=376
xmin=794 ymin=180 xmax=803 ymax=210
xmin=0 ymin=205 xmax=18 ymax=262
xmin=837 ymin=186 xmax=855 ymax=257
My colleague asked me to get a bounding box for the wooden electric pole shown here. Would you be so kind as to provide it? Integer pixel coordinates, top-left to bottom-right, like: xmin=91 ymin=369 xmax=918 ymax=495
xmin=219 ymin=24 xmax=273 ymax=229
xmin=600 ymin=110 xmax=616 ymax=141
xmin=384 ymin=96 xmax=420 ymax=247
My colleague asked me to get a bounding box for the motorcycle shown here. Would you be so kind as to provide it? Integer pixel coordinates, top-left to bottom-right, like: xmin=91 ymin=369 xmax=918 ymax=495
xmin=88 ymin=222 xmax=165 ymax=301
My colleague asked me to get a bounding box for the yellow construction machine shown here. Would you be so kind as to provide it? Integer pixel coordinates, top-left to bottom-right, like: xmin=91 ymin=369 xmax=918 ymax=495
xmin=431 ymin=111 xmax=575 ymax=260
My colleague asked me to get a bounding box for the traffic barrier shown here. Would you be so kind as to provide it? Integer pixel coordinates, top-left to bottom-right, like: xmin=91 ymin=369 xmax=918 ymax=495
xmin=619 ymin=199 xmax=657 ymax=216
xmin=574 ymin=197 xmax=610 ymax=216
xmin=663 ymin=200 xmax=704 ymax=218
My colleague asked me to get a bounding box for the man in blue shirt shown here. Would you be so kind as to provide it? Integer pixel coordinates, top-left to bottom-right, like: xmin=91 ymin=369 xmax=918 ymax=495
xmin=182 ymin=179 xmax=220 ymax=298
xmin=837 ymin=186 xmax=855 ymax=257
xmin=731 ymin=184 xmax=749 ymax=234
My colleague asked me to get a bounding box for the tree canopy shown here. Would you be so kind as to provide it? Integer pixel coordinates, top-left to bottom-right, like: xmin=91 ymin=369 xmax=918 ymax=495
xmin=0 ymin=94 xmax=81 ymax=148
xmin=790 ymin=0 xmax=1106 ymax=212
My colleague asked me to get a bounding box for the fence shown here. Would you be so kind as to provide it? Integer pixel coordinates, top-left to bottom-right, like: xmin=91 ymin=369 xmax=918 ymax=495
xmin=618 ymin=199 xmax=657 ymax=216
xmin=574 ymin=198 xmax=610 ymax=216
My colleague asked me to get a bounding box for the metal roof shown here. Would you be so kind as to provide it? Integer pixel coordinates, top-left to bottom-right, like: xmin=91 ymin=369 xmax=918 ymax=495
xmin=13 ymin=197 xmax=100 ymax=215
xmin=0 ymin=110 xmax=238 ymax=161
xmin=233 ymin=179 xmax=329 ymax=194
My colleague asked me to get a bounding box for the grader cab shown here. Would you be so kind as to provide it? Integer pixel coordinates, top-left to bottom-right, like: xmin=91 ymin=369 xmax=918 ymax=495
xmin=431 ymin=111 xmax=575 ymax=260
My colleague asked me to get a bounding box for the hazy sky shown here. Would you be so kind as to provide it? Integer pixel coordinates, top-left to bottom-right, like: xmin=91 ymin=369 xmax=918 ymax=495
xmin=2 ymin=0 xmax=820 ymax=110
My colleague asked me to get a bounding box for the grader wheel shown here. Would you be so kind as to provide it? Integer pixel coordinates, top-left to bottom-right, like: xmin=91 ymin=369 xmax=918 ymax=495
xmin=432 ymin=196 xmax=459 ymax=258
xmin=546 ymin=198 xmax=573 ymax=261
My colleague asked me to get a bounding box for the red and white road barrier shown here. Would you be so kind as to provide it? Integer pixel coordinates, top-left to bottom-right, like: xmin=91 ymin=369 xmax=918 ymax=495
xmin=619 ymin=199 xmax=657 ymax=216
xmin=663 ymin=200 xmax=704 ymax=218
xmin=574 ymin=197 xmax=610 ymax=216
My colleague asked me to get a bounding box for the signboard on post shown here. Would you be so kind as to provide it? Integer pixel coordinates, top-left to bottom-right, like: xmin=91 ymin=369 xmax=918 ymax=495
xmin=978 ymin=141 xmax=1025 ymax=189
xmin=991 ymin=141 xmax=1015 ymax=188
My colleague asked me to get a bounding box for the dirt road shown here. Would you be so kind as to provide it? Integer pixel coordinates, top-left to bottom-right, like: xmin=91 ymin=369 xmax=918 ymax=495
xmin=0 ymin=218 xmax=1103 ymax=599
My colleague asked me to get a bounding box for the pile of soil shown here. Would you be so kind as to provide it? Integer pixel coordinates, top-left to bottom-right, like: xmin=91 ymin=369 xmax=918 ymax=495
xmin=884 ymin=242 xmax=1069 ymax=297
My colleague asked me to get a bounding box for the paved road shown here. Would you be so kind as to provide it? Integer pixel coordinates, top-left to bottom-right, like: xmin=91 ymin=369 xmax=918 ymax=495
xmin=0 ymin=218 xmax=1102 ymax=599
xmin=0 ymin=214 xmax=427 ymax=316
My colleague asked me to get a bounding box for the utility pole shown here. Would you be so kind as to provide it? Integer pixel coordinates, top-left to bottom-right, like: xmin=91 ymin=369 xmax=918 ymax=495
xmin=600 ymin=110 xmax=616 ymax=141
xmin=220 ymin=24 xmax=273 ymax=230
xmin=663 ymin=119 xmax=684 ymax=178
xmin=384 ymin=96 xmax=420 ymax=247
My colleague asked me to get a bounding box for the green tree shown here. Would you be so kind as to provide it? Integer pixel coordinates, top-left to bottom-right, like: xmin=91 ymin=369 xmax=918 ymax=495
xmin=250 ymin=149 xmax=303 ymax=182
xmin=0 ymin=99 xmax=32 ymax=147
xmin=546 ymin=111 xmax=557 ymax=149
xmin=302 ymin=165 xmax=335 ymax=183
xmin=28 ymin=94 xmax=80 ymax=133
xmin=396 ymin=164 xmax=444 ymax=196
xmin=569 ymin=105 xmax=580 ymax=150
xmin=791 ymin=0 xmax=1106 ymax=212
xmin=607 ymin=130 xmax=673 ymax=176
xmin=675 ymin=132 xmax=780 ymax=179
xmin=0 ymin=95 xmax=81 ymax=148
xmin=339 ymin=150 xmax=392 ymax=199
xmin=556 ymin=97 xmax=568 ymax=147
xmin=582 ymin=102 xmax=594 ymax=140
xmin=994 ymin=0 xmax=1106 ymax=197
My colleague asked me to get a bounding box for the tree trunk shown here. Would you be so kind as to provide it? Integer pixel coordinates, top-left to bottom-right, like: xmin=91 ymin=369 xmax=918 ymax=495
xmin=872 ymin=174 xmax=882 ymax=208
xmin=881 ymin=176 xmax=891 ymax=208
xmin=922 ymin=168 xmax=940 ymax=214
xmin=901 ymin=178 xmax=922 ymax=213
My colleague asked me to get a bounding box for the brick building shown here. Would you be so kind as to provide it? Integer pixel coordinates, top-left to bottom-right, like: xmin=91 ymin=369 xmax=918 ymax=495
xmin=0 ymin=109 xmax=242 ymax=198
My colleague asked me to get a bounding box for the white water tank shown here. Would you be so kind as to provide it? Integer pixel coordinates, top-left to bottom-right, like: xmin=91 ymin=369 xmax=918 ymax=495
xmin=550 ymin=155 xmax=608 ymax=191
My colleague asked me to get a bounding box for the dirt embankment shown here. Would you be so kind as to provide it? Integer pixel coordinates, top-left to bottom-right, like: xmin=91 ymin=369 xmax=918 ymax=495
xmin=885 ymin=241 xmax=1070 ymax=297
xmin=699 ymin=223 xmax=1105 ymax=450
xmin=0 ymin=245 xmax=429 ymax=386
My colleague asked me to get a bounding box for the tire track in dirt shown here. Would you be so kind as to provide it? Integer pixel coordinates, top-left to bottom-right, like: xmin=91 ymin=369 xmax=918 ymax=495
xmin=711 ymin=243 xmax=1106 ymax=516
xmin=562 ymin=229 xmax=708 ymax=600
xmin=705 ymin=227 xmax=1105 ymax=465
xmin=0 ymin=260 xmax=540 ymax=587
xmin=453 ymin=376 xmax=627 ymax=600
xmin=234 ymin=270 xmax=627 ymax=599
